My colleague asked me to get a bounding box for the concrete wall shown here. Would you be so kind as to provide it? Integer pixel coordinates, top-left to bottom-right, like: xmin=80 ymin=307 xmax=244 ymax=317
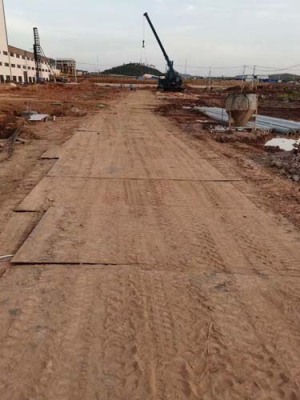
xmin=0 ymin=0 xmax=8 ymax=52
xmin=0 ymin=0 xmax=12 ymax=80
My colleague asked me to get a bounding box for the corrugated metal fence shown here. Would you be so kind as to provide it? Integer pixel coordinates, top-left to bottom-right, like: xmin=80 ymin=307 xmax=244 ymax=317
xmin=195 ymin=107 xmax=300 ymax=135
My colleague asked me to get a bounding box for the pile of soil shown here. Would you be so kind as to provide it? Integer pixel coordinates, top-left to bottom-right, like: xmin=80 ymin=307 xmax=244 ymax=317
xmin=0 ymin=115 xmax=19 ymax=139
xmin=258 ymin=105 xmax=300 ymax=121
xmin=211 ymin=129 xmax=272 ymax=145
xmin=268 ymin=148 xmax=300 ymax=182
xmin=19 ymin=126 xmax=40 ymax=140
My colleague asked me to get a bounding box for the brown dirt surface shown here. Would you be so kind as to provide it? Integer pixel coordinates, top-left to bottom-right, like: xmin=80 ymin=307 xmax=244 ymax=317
xmin=156 ymin=90 xmax=300 ymax=228
xmin=0 ymin=82 xmax=121 ymax=237
xmin=183 ymin=82 xmax=300 ymax=120
xmin=0 ymin=89 xmax=300 ymax=399
xmin=88 ymin=76 xmax=157 ymax=85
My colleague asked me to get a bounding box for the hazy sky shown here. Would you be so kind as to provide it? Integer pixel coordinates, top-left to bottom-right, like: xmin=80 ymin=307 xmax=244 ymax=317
xmin=4 ymin=0 xmax=300 ymax=76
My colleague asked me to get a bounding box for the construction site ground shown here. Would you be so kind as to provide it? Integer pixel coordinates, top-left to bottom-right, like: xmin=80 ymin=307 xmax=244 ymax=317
xmin=0 ymin=83 xmax=300 ymax=399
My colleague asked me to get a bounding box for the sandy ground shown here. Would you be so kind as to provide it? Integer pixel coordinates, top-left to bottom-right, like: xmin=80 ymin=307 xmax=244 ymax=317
xmin=156 ymin=92 xmax=300 ymax=229
xmin=0 ymin=90 xmax=300 ymax=399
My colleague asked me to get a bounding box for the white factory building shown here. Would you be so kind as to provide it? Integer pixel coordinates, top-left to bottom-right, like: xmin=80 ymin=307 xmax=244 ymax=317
xmin=235 ymin=74 xmax=270 ymax=83
xmin=0 ymin=0 xmax=58 ymax=83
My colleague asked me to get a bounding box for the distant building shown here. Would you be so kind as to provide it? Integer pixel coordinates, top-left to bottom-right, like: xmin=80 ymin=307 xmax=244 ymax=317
xmin=55 ymin=59 xmax=76 ymax=75
xmin=235 ymin=74 xmax=272 ymax=83
xmin=76 ymin=69 xmax=88 ymax=77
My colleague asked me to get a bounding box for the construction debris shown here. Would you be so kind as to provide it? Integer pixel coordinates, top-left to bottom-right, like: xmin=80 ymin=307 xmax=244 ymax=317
xmin=155 ymin=88 xmax=300 ymax=185
xmin=268 ymin=149 xmax=300 ymax=182
xmin=265 ymin=138 xmax=300 ymax=152
xmin=8 ymin=125 xmax=23 ymax=157
xmin=0 ymin=255 xmax=14 ymax=261
xmin=29 ymin=114 xmax=50 ymax=122
xmin=22 ymin=110 xmax=38 ymax=119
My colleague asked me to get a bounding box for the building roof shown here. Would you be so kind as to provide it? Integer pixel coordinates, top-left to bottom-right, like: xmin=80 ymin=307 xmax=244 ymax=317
xmin=8 ymin=45 xmax=34 ymax=58
xmin=8 ymin=44 xmax=54 ymax=63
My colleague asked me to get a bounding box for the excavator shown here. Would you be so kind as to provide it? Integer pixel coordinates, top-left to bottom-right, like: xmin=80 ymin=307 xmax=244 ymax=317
xmin=143 ymin=12 xmax=183 ymax=92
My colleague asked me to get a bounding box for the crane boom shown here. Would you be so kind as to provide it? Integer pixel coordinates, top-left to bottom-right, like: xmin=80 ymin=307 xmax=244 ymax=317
xmin=143 ymin=12 xmax=173 ymax=70
xmin=33 ymin=27 xmax=56 ymax=83
xmin=33 ymin=27 xmax=42 ymax=83
xmin=143 ymin=12 xmax=183 ymax=92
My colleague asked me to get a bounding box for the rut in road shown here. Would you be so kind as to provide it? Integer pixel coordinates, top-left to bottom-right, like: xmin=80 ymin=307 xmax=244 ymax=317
xmin=0 ymin=91 xmax=300 ymax=400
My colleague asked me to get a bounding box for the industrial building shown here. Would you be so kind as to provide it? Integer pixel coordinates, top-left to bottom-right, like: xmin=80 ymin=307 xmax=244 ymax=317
xmin=235 ymin=74 xmax=271 ymax=83
xmin=0 ymin=0 xmax=59 ymax=83
xmin=55 ymin=59 xmax=76 ymax=76
xmin=0 ymin=45 xmax=55 ymax=83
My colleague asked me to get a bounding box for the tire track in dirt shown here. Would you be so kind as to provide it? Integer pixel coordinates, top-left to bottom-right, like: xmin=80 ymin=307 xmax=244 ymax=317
xmin=189 ymin=273 xmax=300 ymax=399
xmin=1 ymin=266 xmax=300 ymax=399
xmin=30 ymin=271 xmax=101 ymax=400
xmin=100 ymin=269 xmax=157 ymax=400
xmin=0 ymin=292 xmax=41 ymax=397
xmin=1 ymin=91 xmax=300 ymax=400
xmin=48 ymin=274 xmax=96 ymax=399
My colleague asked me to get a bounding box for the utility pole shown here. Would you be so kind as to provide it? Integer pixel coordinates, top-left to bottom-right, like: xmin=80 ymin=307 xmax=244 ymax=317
xmin=54 ymin=59 xmax=57 ymax=83
xmin=241 ymin=65 xmax=246 ymax=91
xmin=252 ymin=65 xmax=256 ymax=90
xmin=208 ymin=67 xmax=212 ymax=88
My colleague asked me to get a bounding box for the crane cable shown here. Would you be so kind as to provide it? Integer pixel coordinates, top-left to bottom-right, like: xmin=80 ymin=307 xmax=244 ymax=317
xmin=140 ymin=16 xmax=148 ymax=65
xmin=142 ymin=16 xmax=145 ymax=48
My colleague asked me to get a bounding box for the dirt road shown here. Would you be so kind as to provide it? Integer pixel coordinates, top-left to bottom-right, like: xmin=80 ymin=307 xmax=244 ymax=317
xmin=0 ymin=90 xmax=300 ymax=399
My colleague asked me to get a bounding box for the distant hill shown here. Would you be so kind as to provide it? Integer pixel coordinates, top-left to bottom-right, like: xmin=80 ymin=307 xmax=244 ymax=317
xmin=102 ymin=63 xmax=163 ymax=77
xmin=270 ymin=73 xmax=300 ymax=82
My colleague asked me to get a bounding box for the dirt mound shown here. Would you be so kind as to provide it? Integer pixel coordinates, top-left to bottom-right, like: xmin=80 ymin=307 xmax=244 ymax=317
xmin=20 ymin=127 xmax=41 ymax=140
xmin=212 ymin=130 xmax=271 ymax=145
xmin=268 ymin=147 xmax=300 ymax=181
xmin=0 ymin=115 xmax=19 ymax=139
xmin=225 ymin=85 xmax=243 ymax=92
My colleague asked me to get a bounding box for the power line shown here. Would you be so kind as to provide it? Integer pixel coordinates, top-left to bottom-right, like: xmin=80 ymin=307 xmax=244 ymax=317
xmin=74 ymin=59 xmax=300 ymax=76
xmin=256 ymin=64 xmax=300 ymax=70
